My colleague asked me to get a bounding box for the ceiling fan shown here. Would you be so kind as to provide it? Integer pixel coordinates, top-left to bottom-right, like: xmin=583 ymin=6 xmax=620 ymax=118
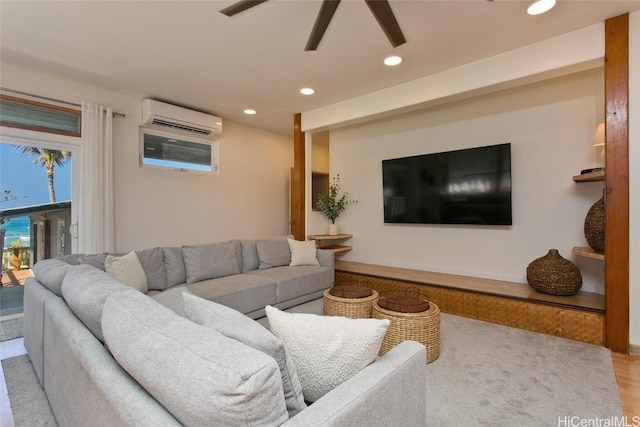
xmin=220 ymin=0 xmax=406 ymax=51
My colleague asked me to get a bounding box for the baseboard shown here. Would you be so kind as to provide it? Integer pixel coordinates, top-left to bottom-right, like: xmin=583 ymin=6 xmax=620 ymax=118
xmin=630 ymin=344 xmax=640 ymax=356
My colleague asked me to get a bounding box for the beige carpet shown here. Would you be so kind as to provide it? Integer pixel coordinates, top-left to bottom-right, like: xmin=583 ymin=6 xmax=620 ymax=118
xmin=426 ymin=313 xmax=623 ymax=426
xmin=2 ymin=356 xmax=56 ymax=426
xmin=2 ymin=299 xmax=623 ymax=426
xmin=0 ymin=315 xmax=24 ymax=342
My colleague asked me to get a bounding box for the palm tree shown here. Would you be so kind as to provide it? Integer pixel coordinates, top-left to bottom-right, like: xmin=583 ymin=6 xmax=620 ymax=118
xmin=15 ymin=146 xmax=71 ymax=203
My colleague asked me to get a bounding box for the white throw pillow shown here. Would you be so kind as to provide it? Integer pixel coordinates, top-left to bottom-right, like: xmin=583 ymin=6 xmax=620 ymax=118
xmin=265 ymin=305 xmax=389 ymax=402
xmin=105 ymin=251 xmax=148 ymax=293
xmin=287 ymin=238 xmax=319 ymax=267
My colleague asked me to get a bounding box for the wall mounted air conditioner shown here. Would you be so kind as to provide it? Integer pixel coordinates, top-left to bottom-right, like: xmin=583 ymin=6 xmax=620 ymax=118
xmin=142 ymin=99 xmax=222 ymax=138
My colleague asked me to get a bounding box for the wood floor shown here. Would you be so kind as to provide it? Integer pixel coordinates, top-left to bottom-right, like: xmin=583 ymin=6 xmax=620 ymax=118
xmin=612 ymin=352 xmax=640 ymax=419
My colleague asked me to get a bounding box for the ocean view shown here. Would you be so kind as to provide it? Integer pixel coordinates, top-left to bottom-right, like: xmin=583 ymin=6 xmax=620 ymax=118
xmin=1 ymin=216 xmax=30 ymax=247
xmin=1 ymin=143 xmax=72 ymax=251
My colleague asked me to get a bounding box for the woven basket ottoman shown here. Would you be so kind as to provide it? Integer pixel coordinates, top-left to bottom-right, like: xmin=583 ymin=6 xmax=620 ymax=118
xmin=372 ymin=299 xmax=440 ymax=364
xmin=323 ymin=287 xmax=379 ymax=319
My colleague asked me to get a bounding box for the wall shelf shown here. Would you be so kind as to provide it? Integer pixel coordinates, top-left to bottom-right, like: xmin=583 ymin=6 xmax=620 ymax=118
xmin=572 ymin=171 xmax=605 ymax=182
xmin=572 ymin=246 xmax=605 ymax=261
xmin=308 ymin=233 xmax=353 ymax=254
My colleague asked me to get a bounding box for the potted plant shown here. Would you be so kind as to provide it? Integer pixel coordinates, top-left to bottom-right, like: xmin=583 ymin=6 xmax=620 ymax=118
xmin=317 ymin=174 xmax=353 ymax=235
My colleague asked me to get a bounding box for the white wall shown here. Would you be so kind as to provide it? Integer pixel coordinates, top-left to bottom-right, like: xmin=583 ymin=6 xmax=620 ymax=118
xmin=0 ymin=63 xmax=293 ymax=251
xmin=328 ymin=69 xmax=605 ymax=293
xmin=304 ymin=18 xmax=639 ymax=348
xmin=311 ymin=132 xmax=330 ymax=172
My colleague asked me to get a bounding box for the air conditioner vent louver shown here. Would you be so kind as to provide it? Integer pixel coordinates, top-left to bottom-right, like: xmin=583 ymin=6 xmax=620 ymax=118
xmin=151 ymin=118 xmax=212 ymax=135
xmin=142 ymin=99 xmax=222 ymax=139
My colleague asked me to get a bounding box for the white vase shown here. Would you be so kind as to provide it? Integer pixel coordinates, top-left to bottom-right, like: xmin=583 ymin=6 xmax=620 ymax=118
xmin=328 ymin=223 xmax=338 ymax=235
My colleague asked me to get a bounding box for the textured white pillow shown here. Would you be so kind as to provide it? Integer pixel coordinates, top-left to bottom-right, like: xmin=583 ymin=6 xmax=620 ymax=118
xmin=287 ymin=238 xmax=319 ymax=267
xmin=265 ymin=305 xmax=389 ymax=402
xmin=105 ymin=251 xmax=148 ymax=293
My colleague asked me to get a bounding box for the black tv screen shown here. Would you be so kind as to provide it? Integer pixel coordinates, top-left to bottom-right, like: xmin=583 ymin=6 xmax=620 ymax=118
xmin=382 ymin=143 xmax=512 ymax=225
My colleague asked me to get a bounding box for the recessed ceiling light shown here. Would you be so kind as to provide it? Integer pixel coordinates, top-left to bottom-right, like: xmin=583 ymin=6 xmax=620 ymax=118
xmin=384 ymin=55 xmax=403 ymax=66
xmin=244 ymin=109 xmax=257 ymax=115
xmin=300 ymin=88 xmax=315 ymax=95
xmin=527 ymin=0 xmax=556 ymax=15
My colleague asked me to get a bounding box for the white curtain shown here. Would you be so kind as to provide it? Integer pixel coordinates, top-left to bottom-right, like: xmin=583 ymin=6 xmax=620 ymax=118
xmin=77 ymin=102 xmax=114 ymax=253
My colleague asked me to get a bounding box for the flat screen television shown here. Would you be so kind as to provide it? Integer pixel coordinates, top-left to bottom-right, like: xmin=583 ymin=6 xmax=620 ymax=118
xmin=382 ymin=143 xmax=512 ymax=225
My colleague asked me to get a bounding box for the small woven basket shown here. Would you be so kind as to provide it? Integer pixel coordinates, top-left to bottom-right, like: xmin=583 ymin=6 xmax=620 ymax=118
xmin=526 ymin=249 xmax=582 ymax=296
xmin=584 ymin=195 xmax=605 ymax=254
xmin=323 ymin=288 xmax=379 ymax=319
xmin=379 ymin=285 xmax=429 ymax=302
xmin=372 ymin=299 xmax=440 ymax=364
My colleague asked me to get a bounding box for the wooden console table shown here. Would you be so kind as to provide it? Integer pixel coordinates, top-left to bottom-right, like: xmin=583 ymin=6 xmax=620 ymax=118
xmin=335 ymin=261 xmax=605 ymax=346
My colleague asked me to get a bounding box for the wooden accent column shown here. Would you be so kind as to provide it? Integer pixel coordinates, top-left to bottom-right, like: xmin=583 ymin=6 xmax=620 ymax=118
xmin=604 ymin=14 xmax=630 ymax=353
xmin=290 ymin=113 xmax=306 ymax=240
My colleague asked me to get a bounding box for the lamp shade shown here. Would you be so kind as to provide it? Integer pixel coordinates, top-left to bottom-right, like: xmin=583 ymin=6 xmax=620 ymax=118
xmin=592 ymin=123 xmax=605 ymax=147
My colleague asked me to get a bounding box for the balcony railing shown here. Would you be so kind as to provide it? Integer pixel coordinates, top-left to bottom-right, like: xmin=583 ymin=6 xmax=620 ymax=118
xmin=2 ymin=247 xmax=31 ymax=271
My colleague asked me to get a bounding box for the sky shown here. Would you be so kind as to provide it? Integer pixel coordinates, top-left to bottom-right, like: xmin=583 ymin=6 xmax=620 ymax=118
xmin=0 ymin=142 xmax=72 ymax=210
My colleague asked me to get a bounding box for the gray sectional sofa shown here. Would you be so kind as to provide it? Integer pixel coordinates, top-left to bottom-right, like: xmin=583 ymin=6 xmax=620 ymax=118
xmin=23 ymin=236 xmax=427 ymax=426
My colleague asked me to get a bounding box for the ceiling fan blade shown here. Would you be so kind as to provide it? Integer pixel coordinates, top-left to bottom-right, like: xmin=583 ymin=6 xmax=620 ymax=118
xmin=305 ymin=0 xmax=341 ymax=51
xmin=220 ymin=0 xmax=269 ymax=17
xmin=364 ymin=0 xmax=406 ymax=48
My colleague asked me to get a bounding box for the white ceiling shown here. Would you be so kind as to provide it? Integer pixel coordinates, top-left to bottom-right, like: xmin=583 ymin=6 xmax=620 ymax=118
xmin=2 ymin=1 xmax=639 ymax=136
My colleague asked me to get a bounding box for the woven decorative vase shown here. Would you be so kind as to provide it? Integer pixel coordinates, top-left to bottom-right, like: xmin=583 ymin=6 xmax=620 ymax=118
xmin=584 ymin=196 xmax=605 ymax=254
xmin=526 ymin=249 xmax=582 ymax=296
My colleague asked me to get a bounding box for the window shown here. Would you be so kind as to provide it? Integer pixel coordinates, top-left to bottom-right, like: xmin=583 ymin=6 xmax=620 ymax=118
xmin=0 ymin=94 xmax=81 ymax=136
xmin=140 ymin=127 xmax=218 ymax=173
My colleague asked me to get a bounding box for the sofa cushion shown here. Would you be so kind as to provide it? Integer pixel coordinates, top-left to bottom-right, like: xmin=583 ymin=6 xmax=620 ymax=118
xmin=265 ymin=305 xmax=389 ymax=402
xmin=183 ymin=293 xmax=306 ymax=417
xmin=102 ymin=290 xmax=288 ymax=427
xmin=32 ymin=258 xmax=72 ymax=296
xmin=256 ymin=238 xmax=291 ymax=270
xmin=105 ymin=251 xmax=149 ymax=293
xmin=248 ymin=265 xmax=332 ymax=303
xmin=182 ymin=240 xmax=241 ymax=284
xmin=240 ymin=240 xmax=259 ymax=273
xmin=135 ymin=247 xmax=167 ymax=291
xmin=186 ymin=274 xmax=277 ymax=315
xmin=57 ymin=252 xmax=110 ymax=270
xmin=162 ymin=247 xmax=186 ymax=287
xmin=151 ymin=285 xmax=190 ymax=316
xmin=287 ymin=238 xmax=320 ymax=267
xmin=61 ymin=264 xmax=132 ymax=342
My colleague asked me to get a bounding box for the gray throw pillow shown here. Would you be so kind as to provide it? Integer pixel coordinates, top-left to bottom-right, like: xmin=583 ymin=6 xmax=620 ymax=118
xmin=182 ymin=240 xmax=241 ymax=284
xmin=163 ymin=247 xmax=186 ymax=287
xmin=183 ymin=293 xmax=306 ymax=417
xmin=135 ymin=247 xmax=167 ymax=291
xmin=256 ymin=238 xmax=291 ymax=270
xmin=240 ymin=240 xmax=259 ymax=272
xmin=102 ymin=290 xmax=288 ymax=427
